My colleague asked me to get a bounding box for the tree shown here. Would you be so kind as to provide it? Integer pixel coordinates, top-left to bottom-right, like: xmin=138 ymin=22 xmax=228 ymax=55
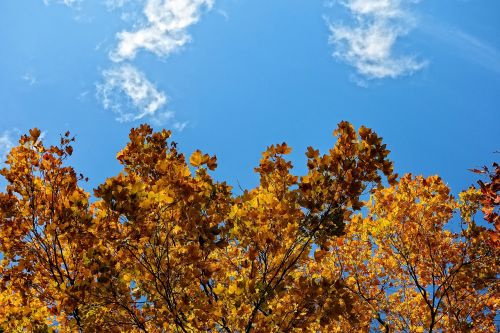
xmin=0 ymin=123 xmax=497 ymax=332
xmin=0 ymin=129 xmax=96 ymax=332
xmin=321 ymin=175 xmax=498 ymax=332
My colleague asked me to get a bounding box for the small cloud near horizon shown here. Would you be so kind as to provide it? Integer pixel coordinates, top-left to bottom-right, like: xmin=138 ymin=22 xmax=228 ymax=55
xmin=0 ymin=129 xmax=20 ymax=162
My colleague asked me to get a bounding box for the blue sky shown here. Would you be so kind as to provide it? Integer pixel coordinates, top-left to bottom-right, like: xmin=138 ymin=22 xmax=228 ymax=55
xmin=0 ymin=0 xmax=499 ymax=195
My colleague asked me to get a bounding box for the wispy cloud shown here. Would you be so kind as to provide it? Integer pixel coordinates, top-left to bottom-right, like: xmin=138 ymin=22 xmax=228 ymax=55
xmin=104 ymin=0 xmax=130 ymax=10
xmin=420 ymin=20 xmax=500 ymax=74
xmin=110 ymin=0 xmax=214 ymax=62
xmin=217 ymin=9 xmax=229 ymax=21
xmin=96 ymin=64 xmax=168 ymax=123
xmin=22 ymin=73 xmax=37 ymax=86
xmin=327 ymin=0 xmax=426 ymax=80
xmin=172 ymin=121 xmax=188 ymax=132
xmin=43 ymin=0 xmax=82 ymax=8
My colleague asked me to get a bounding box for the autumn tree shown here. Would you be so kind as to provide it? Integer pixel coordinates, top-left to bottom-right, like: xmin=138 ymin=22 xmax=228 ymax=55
xmin=0 ymin=130 xmax=97 ymax=332
xmin=88 ymin=122 xmax=394 ymax=332
xmin=319 ymin=175 xmax=499 ymax=332
xmin=0 ymin=123 xmax=497 ymax=332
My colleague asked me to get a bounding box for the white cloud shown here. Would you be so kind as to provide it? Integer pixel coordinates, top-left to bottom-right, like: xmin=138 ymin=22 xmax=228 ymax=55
xmin=110 ymin=0 xmax=214 ymax=62
xmin=96 ymin=64 xmax=168 ymax=122
xmin=328 ymin=0 xmax=426 ymax=80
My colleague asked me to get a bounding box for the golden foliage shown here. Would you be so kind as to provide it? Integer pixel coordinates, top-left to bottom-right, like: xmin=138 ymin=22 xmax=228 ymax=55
xmin=0 ymin=123 xmax=497 ymax=332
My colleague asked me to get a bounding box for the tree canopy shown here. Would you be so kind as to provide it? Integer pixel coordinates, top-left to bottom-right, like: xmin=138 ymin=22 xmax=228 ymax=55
xmin=0 ymin=123 xmax=498 ymax=332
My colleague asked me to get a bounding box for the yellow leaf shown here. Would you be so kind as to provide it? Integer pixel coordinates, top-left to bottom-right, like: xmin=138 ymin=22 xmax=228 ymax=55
xmin=213 ymin=284 xmax=225 ymax=295
xmin=190 ymin=150 xmax=203 ymax=167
